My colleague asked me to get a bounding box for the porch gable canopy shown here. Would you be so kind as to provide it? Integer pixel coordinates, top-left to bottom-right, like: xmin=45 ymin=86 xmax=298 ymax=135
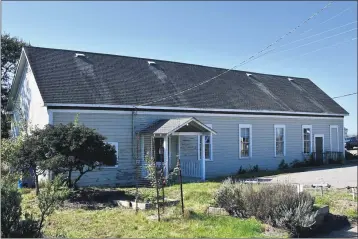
xmin=139 ymin=117 xmax=217 ymax=136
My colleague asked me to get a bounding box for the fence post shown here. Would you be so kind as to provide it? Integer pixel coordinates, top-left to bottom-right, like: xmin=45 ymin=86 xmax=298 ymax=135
xmin=177 ymin=157 xmax=185 ymax=216
xmin=201 ymin=135 xmax=206 ymax=181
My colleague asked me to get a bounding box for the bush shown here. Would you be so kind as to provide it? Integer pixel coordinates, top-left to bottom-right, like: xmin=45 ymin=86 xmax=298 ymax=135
xmin=1 ymin=175 xmax=22 ymax=238
xmin=237 ymin=165 xmax=259 ymax=175
xmin=290 ymin=159 xmax=307 ymax=168
xmin=278 ymin=159 xmax=289 ymax=170
xmin=215 ymin=180 xmax=317 ymax=237
xmin=237 ymin=166 xmax=246 ymax=175
xmin=214 ymin=178 xmax=250 ymax=217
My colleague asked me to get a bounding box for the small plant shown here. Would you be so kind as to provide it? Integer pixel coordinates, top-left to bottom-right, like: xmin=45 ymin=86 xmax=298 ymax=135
xmin=290 ymin=159 xmax=306 ymax=168
xmin=251 ymin=165 xmax=259 ymax=173
xmin=278 ymin=159 xmax=289 ymax=170
xmin=237 ymin=166 xmax=247 ymax=175
xmin=215 ymin=180 xmax=318 ymax=237
xmin=1 ymin=175 xmax=22 ymax=238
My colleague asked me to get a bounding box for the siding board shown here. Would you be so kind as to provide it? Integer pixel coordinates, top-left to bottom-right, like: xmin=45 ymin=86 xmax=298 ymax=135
xmin=53 ymin=111 xmax=344 ymax=185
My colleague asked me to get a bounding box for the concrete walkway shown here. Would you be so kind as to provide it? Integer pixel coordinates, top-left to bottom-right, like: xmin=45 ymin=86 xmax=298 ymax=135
xmin=267 ymin=165 xmax=357 ymax=188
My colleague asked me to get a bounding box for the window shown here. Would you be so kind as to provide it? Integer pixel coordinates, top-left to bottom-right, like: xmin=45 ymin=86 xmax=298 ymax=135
xmin=302 ymin=125 xmax=312 ymax=154
xmin=103 ymin=142 xmax=119 ymax=167
xmin=239 ymin=124 xmax=252 ymax=158
xmin=274 ymin=125 xmax=285 ymax=157
xmin=330 ymin=125 xmax=339 ymax=151
xmin=198 ymin=124 xmax=213 ymax=161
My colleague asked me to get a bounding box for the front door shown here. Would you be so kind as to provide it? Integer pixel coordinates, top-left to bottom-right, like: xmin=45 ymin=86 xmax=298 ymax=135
xmin=315 ymin=136 xmax=324 ymax=164
xmin=154 ymin=138 xmax=165 ymax=167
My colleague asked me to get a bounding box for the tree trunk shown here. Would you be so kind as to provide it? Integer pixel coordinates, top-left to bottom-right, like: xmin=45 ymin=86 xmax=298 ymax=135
xmin=68 ymin=170 xmax=72 ymax=188
xmin=34 ymin=175 xmax=40 ymax=196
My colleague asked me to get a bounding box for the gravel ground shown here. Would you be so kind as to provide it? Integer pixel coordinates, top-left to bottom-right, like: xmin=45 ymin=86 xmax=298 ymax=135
xmin=266 ymin=165 xmax=358 ymax=188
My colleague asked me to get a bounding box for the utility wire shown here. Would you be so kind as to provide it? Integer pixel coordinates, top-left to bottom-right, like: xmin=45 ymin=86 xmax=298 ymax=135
xmin=333 ymin=92 xmax=357 ymax=99
xmin=277 ymin=21 xmax=357 ymax=50
xmin=300 ymin=7 xmax=352 ymax=35
xmin=245 ymin=37 xmax=357 ymax=70
xmin=138 ymin=1 xmax=334 ymax=106
xmin=242 ymin=27 xmax=357 ymax=66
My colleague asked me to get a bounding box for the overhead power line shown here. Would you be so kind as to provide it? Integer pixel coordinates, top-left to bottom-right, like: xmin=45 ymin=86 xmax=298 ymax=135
xmin=278 ymin=21 xmax=357 ymax=49
xmin=300 ymin=7 xmax=352 ymax=35
xmin=138 ymin=1 xmax=334 ymax=106
xmin=249 ymin=37 xmax=357 ymax=70
xmin=333 ymin=92 xmax=357 ymax=99
xmin=242 ymin=27 xmax=357 ymax=66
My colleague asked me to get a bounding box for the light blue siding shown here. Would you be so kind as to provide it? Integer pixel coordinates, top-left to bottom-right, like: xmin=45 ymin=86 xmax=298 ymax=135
xmin=53 ymin=111 xmax=344 ymax=185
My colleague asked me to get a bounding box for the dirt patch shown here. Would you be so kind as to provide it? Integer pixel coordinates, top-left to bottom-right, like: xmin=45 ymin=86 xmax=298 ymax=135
xmin=64 ymin=188 xmax=135 ymax=210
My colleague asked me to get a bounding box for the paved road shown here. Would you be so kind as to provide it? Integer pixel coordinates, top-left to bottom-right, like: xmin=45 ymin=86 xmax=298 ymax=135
xmin=266 ymin=165 xmax=357 ymax=188
xmin=319 ymin=225 xmax=358 ymax=238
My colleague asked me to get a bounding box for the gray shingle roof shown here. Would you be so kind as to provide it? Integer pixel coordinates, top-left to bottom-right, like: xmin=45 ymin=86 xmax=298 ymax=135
xmin=23 ymin=46 xmax=348 ymax=115
xmin=139 ymin=117 xmax=216 ymax=135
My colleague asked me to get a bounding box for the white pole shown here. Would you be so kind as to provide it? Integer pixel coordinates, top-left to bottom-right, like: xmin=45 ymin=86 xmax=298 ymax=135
xmin=201 ymin=135 xmax=206 ymax=181
xmin=163 ymin=136 xmax=169 ymax=179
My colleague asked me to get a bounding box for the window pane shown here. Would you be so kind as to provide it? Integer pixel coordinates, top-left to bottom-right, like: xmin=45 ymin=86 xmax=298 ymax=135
xmin=205 ymin=144 xmax=210 ymax=159
xmin=205 ymin=136 xmax=210 ymax=144
xmin=304 ymin=141 xmax=310 ymax=153
xmin=240 ymin=127 xmax=250 ymax=157
xmin=276 ymin=142 xmax=284 ymax=155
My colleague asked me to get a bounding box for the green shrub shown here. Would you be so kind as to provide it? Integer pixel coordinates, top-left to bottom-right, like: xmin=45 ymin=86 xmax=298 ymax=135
xmin=278 ymin=159 xmax=289 ymax=170
xmin=1 ymin=175 xmax=22 ymax=238
xmin=237 ymin=165 xmax=259 ymax=175
xmin=214 ymin=178 xmax=250 ymax=217
xmin=215 ymin=180 xmax=317 ymax=237
xmin=290 ymin=159 xmax=306 ymax=168
xmin=237 ymin=166 xmax=247 ymax=175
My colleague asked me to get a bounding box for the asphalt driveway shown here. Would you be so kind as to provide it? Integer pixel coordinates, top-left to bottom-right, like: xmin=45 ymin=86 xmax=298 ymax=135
xmin=266 ymin=165 xmax=357 ymax=188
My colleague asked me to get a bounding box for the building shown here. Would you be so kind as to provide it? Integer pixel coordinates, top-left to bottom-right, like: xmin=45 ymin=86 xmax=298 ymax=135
xmin=8 ymin=46 xmax=348 ymax=186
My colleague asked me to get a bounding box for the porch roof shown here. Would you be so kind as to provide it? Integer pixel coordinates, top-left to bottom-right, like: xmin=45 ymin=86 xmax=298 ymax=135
xmin=139 ymin=117 xmax=217 ymax=136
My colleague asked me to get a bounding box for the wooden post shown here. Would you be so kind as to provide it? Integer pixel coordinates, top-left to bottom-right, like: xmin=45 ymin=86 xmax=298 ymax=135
xmin=177 ymin=157 xmax=184 ymax=216
xmin=201 ymin=135 xmax=206 ymax=181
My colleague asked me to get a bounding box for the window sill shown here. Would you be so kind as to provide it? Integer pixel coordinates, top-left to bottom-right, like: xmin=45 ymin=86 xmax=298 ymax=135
xmin=102 ymin=165 xmax=119 ymax=169
xmin=239 ymin=157 xmax=251 ymax=160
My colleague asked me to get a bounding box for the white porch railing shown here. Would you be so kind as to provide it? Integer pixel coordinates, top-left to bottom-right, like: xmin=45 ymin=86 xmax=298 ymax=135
xmin=180 ymin=159 xmax=202 ymax=178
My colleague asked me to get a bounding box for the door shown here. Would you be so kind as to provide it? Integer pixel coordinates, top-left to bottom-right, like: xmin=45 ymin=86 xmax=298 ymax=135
xmin=315 ymin=136 xmax=324 ymax=164
xmin=154 ymin=138 xmax=165 ymax=167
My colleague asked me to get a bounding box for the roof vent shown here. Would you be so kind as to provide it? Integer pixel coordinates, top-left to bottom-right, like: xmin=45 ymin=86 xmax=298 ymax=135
xmin=246 ymin=73 xmax=252 ymax=77
xmin=75 ymin=53 xmax=85 ymax=58
xmin=148 ymin=61 xmax=156 ymax=65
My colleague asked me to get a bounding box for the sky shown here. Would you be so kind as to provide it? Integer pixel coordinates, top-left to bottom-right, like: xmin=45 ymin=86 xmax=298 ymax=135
xmin=2 ymin=1 xmax=357 ymax=135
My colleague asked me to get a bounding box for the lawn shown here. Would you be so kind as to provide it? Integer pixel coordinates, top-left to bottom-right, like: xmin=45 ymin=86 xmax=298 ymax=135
xmin=310 ymin=188 xmax=358 ymax=223
xmin=20 ymin=181 xmax=357 ymax=238
xmin=21 ymin=182 xmax=271 ymax=238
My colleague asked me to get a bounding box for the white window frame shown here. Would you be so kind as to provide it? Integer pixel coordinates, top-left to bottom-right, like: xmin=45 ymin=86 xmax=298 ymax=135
xmin=198 ymin=124 xmax=213 ymax=161
xmin=302 ymin=125 xmax=312 ymax=154
xmin=239 ymin=124 xmax=252 ymax=159
xmin=103 ymin=141 xmax=119 ymax=168
xmin=274 ymin=125 xmax=286 ymax=157
xmin=329 ymin=125 xmax=339 ymax=152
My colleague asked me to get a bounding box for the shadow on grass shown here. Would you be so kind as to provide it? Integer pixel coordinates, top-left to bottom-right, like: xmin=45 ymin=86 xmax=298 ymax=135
xmin=65 ymin=188 xmax=134 ymax=210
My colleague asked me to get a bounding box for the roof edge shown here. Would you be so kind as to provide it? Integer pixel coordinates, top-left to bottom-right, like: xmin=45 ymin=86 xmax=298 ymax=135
xmin=45 ymin=103 xmax=348 ymax=117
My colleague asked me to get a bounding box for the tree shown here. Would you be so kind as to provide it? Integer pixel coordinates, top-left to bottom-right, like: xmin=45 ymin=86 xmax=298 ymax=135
xmin=38 ymin=123 xmax=117 ymax=188
xmin=1 ymin=33 xmax=29 ymax=138
xmin=11 ymin=127 xmax=48 ymax=195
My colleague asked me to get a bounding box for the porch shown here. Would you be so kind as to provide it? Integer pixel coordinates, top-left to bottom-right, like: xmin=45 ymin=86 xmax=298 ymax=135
xmin=138 ymin=117 xmax=216 ymax=181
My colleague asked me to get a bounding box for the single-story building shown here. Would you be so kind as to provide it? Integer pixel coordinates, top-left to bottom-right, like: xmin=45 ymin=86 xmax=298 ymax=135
xmin=8 ymin=46 xmax=348 ymax=186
